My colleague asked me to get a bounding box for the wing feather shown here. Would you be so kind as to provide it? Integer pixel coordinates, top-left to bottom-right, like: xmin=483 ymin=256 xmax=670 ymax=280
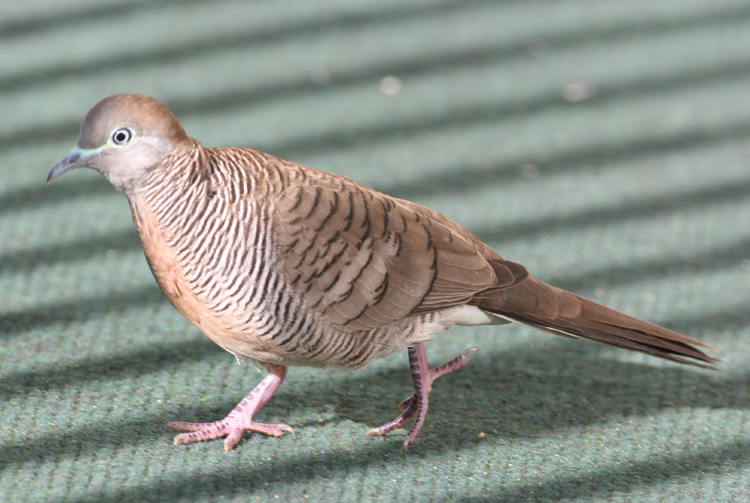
xmin=272 ymin=164 xmax=527 ymax=331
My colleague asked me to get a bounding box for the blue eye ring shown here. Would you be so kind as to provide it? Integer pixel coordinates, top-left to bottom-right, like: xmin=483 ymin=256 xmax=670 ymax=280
xmin=111 ymin=127 xmax=133 ymax=145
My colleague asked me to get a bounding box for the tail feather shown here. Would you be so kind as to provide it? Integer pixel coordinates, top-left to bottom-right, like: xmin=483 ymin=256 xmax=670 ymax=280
xmin=475 ymin=277 xmax=719 ymax=369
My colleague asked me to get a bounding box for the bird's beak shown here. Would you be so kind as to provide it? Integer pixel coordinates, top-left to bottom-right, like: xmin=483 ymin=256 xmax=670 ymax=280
xmin=47 ymin=145 xmax=88 ymax=183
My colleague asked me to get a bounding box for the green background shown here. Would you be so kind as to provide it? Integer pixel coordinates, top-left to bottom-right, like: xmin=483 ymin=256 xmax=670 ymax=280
xmin=2 ymin=0 xmax=749 ymax=501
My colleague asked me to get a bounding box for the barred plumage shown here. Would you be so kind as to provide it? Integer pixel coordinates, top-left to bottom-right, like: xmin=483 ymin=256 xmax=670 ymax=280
xmin=49 ymin=94 xmax=719 ymax=451
xmin=132 ymin=139 xmax=425 ymax=370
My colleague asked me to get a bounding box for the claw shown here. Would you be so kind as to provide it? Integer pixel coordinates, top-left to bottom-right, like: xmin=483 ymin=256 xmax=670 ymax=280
xmin=169 ymin=419 xmax=294 ymax=449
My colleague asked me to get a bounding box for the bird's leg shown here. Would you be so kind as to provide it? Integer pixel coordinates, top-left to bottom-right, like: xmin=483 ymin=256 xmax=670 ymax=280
xmin=167 ymin=363 xmax=294 ymax=451
xmin=365 ymin=344 xmax=428 ymax=447
xmin=396 ymin=346 xmax=479 ymax=412
xmin=367 ymin=344 xmax=478 ymax=449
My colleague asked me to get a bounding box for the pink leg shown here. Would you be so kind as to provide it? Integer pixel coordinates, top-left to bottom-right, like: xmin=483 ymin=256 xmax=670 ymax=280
xmin=167 ymin=363 xmax=294 ymax=451
xmin=367 ymin=344 xmax=478 ymax=449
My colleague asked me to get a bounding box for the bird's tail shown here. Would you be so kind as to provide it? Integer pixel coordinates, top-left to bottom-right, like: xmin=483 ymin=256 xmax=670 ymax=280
xmin=475 ymin=277 xmax=719 ymax=369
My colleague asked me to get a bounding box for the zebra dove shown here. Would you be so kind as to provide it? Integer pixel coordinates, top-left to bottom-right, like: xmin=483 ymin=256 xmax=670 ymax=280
xmin=48 ymin=94 xmax=718 ymax=450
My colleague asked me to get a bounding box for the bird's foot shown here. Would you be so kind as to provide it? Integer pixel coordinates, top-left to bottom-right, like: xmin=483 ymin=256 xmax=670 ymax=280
xmin=168 ymin=418 xmax=294 ymax=450
xmin=166 ymin=363 xmax=293 ymax=450
xmin=367 ymin=345 xmax=478 ymax=449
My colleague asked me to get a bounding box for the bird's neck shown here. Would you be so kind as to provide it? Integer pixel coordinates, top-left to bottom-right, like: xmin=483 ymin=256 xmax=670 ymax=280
xmin=121 ymin=140 xmax=205 ymax=197
xmin=125 ymin=141 xmax=212 ymax=242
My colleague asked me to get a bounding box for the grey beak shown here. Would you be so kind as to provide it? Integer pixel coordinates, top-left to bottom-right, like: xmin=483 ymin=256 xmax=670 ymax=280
xmin=47 ymin=146 xmax=86 ymax=183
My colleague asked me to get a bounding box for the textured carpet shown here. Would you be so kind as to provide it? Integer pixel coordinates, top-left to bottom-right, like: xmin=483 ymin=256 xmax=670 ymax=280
xmin=2 ymin=0 xmax=749 ymax=501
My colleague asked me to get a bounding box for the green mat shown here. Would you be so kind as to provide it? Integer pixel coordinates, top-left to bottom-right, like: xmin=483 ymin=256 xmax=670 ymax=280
xmin=2 ymin=1 xmax=749 ymax=501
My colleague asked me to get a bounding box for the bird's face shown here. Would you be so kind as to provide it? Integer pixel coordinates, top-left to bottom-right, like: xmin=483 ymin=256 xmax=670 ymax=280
xmin=48 ymin=94 xmax=189 ymax=193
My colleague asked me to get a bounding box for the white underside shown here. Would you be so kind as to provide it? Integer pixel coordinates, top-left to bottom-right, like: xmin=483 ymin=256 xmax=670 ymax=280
xmin=445 ymin=304 xmax=507 ymax=327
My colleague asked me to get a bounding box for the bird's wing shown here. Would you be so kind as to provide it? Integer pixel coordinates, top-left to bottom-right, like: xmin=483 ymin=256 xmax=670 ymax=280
xmin=271 ymin=166 xmax=527 ymax=331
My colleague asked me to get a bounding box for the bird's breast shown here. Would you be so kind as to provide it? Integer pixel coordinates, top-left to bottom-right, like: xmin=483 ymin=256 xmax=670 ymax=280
xmin=126 ymin=195 xmax=284 ymax=361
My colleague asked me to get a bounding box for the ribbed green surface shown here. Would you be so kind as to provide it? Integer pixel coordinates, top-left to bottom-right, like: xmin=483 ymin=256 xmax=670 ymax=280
xmin=2 ymin=1 xmax=749 ymax=501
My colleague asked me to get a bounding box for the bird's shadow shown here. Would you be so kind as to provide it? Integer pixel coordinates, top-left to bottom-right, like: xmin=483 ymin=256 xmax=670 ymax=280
xmin=4 ymin=335 xmax=740 ymax=455
xmin=2 ymin=331 xmax=747 ymax=503
xmin=155 ymin=337 xmax=740 ymax=449
xmin=317 ymin=344 xmax=736 ymax=443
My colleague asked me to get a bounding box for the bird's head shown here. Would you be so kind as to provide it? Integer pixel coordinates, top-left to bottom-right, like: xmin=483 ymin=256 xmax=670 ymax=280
xmin=48 ymin=94 xmax=190 ymax=193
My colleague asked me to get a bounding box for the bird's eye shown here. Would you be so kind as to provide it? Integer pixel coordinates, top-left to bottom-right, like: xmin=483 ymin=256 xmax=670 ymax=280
xmin=111 ymin=128 xmax=133 ymax=145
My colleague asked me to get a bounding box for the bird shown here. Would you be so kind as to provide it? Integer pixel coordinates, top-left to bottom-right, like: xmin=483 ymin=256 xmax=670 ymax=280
xmin=48 ymin=93 xmax=719 ymax=451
